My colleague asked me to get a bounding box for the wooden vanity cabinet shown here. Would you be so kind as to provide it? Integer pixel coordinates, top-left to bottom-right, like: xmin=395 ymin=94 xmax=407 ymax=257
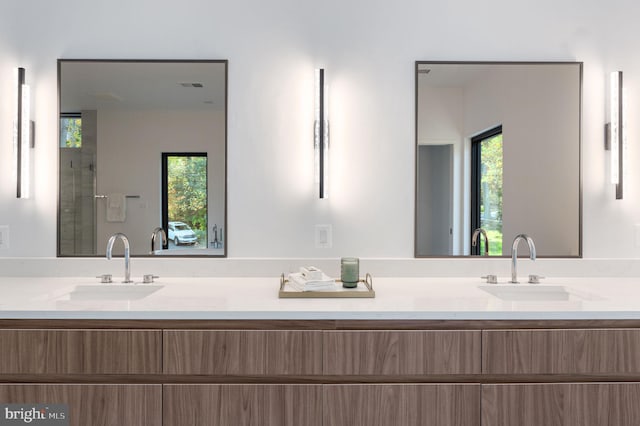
xmin=481 ymin=328 xmax=640 ymax=426
xmin=3 ymin=321 xmax=640 ymax=426
xmin=162 ymin=329 xmax=480 ymax=426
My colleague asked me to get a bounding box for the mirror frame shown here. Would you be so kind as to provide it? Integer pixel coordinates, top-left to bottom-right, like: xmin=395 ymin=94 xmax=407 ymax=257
xmin=414 ymin=60 xmax=582 ymax=258
xmin=56 ymin=59 xmax=228 ymax=258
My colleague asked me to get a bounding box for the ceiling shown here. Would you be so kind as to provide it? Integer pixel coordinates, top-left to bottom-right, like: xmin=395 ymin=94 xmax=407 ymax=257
xmin=60 ymin=61 xmax=226 ymax=112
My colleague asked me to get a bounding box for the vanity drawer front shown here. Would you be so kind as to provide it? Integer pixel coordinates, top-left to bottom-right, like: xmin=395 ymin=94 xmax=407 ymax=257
xmin=323 ymin=331 xmax=481 ymax=375
xmin=0 ymin=384 xmax=162 ymax=426
xmin=482 ymin=329 xmax=640 ymax=374
xmin=164 ymin=385 xmax=322 ymax=426
xmin=324 ymin=384 xmax=480 ymax=426
xmin=0 ymin=329 xmax=161 ymax=374
xmin=482 ymin=383 xmax=640 ymax=426
xmin=163 ymin=330 xmax=323 ymax=375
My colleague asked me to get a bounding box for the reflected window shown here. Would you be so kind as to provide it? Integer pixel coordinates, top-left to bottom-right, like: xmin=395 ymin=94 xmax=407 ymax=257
xmin=471 ymin=126 xmax=503 ymax=256
xmin=162 ymin=153 xmax=208 ymax=250
xmin=60 ymin=114 xmax=82 ymax=148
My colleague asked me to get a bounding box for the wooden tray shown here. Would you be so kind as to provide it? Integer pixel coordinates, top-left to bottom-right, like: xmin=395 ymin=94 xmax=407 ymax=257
xmin=279 ymin=273 xmax=375 ymax=298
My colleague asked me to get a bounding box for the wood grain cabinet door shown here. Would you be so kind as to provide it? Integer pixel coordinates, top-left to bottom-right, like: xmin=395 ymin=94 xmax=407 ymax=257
xmin=163 ymin=330 xmax=323 ymax=375
xmin=482 ymin=329 xmax=640 ymax=374
xmin=0 ymin=384 xmax=162 ymax=426
xmin=0 ymin=330 xmax=161 ymax=374
xmin=323 ymin=331 xmax=481 ymax=375
xmin=482 ymin=383 xmax=640 ymax=426
xmin=163 ymin=385 xmax=322 ymax=426
xmin=324 ymin=384 xmax=480 ymax=426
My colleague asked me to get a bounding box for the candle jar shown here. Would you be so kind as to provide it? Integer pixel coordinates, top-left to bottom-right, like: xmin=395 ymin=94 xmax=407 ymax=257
xmin=341 ymin=257 xmax=359 ymax=288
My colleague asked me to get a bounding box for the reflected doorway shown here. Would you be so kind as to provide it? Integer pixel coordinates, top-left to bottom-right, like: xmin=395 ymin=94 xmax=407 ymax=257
xmin=416 ymin=144 xmax=453 ymax=255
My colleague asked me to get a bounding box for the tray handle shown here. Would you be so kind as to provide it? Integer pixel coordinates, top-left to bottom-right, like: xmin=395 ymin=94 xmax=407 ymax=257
xmin=364 ymin=273 xmax=373 ymax=291
xmin=280 ymin=273 xmax=287 ymax=291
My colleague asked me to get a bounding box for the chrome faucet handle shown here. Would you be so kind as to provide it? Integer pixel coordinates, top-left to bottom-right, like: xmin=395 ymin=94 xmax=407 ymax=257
xmin=528 ymin=274 xmax=545 ymax=284
xmin=481 ymin=275 xmax=498 ymax=284
xmin=143 ymin=274 xmax=159 ymax=284
xmin=96 ymin=274 xmax=112 ymax=284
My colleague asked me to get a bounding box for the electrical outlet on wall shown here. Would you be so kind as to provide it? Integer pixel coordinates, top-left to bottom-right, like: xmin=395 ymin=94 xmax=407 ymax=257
xmin=315 ymin=224 xmax=332 ymax=249
xmin=0 ymin=226 xmax=9 ymax=250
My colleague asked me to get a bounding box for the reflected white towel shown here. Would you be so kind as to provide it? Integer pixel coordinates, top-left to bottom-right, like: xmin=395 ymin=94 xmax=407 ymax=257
xmin=106 ymin=193 xmax=126 ymax=222
xmin=288 ymin=272 xmax=337 ymax=292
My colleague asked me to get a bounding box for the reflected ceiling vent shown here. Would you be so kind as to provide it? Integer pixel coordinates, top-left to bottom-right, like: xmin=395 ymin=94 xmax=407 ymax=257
xmin=417 ymin=69 xmax=431 ymax=74
xmin=179 ymin=82 xmax=204 ymax=87
xmin=90 ymin=91 xmax=123 ymax=102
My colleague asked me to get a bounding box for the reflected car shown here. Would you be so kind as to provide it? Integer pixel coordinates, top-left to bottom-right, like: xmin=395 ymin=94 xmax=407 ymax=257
xmin=168 ymin=221 xmax=198 ymax=245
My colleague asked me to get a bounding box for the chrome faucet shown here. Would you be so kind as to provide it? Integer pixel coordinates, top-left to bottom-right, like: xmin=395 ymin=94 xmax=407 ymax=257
xmin=472 ymin=228 xmax=489 ymax=256
xmin=106 ymin=233 xmax=133 ymax=283
xmin=150 ymin=227 xmax=167 ymax=253
xmin=510 ymin=234 xmax=536 ymax=283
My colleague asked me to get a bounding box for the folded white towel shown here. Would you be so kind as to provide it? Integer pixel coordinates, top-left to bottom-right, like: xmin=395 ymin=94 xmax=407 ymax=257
xmin=300 ymin=266 xmax=324 ymax=281
xmin=288 ymin=272 xmax=337 ymax=292
xmin=106 ymin=193 xmax=126 ymax=222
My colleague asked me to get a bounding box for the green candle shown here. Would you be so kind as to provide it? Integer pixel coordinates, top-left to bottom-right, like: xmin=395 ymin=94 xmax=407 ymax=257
xmin=341 ymin=257 xmax=359 ymax=288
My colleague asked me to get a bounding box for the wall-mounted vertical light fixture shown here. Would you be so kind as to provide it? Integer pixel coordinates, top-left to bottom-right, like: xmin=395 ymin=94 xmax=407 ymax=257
xmin=314 ymin=68 xmax=329 ymax=199
xmin=14 ymin=67 xmax=33 ymax=199
xmin=606 ymin=71 xmax=624 ymax=200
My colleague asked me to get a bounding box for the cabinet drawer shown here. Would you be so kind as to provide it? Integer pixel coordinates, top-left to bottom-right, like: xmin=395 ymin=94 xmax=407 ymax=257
xmin=0 ymin=330 xmax=161 ymax=374
xmin=483 ymin=329 xmax=640 ymax=375
xmin=0 ymin=384 xmax=162 ymax=426
xmin=323 ymin=331 xmax=481 ymax=375
xmin=482 ymin=383 xmax=640 ymax=426
xmin=163 ymin=330 xmax=323 ymax=375
xmin=324 ymin=384 xmax=480 ymax=426
xmin=164 ymin=385 xmax=322 ymax=426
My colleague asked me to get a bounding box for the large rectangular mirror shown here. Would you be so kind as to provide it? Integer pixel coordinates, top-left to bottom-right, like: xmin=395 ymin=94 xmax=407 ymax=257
xmin=58 ymin=60 xmax=227 ymax=257
xmin=415 ymin=61 xmax=581 ymax=257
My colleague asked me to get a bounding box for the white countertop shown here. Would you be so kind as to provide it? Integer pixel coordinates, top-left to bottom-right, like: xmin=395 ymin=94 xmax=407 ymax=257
xmin=0 ymin=276 xmax=638 ymax=320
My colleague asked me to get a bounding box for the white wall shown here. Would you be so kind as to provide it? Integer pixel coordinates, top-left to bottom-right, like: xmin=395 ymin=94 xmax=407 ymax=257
xmin=96 ymin=109 xmax=225 ymax=255
xmin=0 ymin=0 xmax=639 ymax=261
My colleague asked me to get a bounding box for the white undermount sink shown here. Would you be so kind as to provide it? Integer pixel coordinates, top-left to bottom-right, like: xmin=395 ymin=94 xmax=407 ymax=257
xmin=68 ymin=284 xmax=164 ymax=301
xmin=478 ymin=284 xmax=600 ymax=302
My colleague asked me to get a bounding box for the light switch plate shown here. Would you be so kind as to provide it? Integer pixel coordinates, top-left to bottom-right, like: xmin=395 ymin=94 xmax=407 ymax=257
xmin=635 ymin=224 xmax=640 ymax=248
xmin=0 ymin=226 xmax=9 ymax=250
xmin=315 ymin=224 xmax=332 ymax=249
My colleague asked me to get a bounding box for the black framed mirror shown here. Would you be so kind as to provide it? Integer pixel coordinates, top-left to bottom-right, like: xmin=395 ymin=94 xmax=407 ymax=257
xmin=415 ymin=61 xmax=582 ymax=257
xmin=57 ymin=59 xmax=227 ymax=257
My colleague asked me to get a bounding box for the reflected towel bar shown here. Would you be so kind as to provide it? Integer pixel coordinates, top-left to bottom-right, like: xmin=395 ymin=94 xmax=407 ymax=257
xmin=95 ymin=194 xmax=140 ymax=199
